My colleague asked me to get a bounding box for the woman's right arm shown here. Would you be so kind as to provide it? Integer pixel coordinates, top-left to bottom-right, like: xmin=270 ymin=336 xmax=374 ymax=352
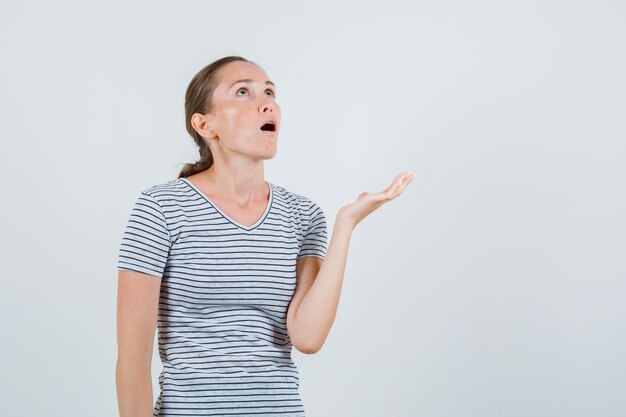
xmin=116 ymin=270 xmax=162 ymax=417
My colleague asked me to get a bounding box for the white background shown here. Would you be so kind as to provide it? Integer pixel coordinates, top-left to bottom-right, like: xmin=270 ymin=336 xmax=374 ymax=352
xmin=1 ymin=1 xmax=624 ymax=416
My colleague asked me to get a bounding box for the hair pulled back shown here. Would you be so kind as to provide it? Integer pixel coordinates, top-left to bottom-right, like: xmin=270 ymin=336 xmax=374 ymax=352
xmin=178 ymin=55 xmax=256 ymax=178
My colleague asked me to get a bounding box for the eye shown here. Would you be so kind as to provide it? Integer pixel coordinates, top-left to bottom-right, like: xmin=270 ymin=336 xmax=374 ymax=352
xmin=236 ymin=86 xmax=277 ymax=98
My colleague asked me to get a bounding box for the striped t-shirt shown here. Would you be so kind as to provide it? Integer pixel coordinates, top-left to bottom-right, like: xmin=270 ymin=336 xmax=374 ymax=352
xmin=117 ymin=177 xmax=328 ymax=417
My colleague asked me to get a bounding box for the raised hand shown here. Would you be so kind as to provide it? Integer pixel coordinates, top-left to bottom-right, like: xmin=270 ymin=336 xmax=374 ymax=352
xmin=337 ymin=171 xmax=416 ymax=230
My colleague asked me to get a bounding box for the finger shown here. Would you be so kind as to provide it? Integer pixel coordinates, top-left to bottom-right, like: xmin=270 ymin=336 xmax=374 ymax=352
xmin=379 ymin=172 xmax=415 ymax=200
xmin=389 ymin=172 xmax=414 ymax=197
xmin=396 ymin=173 xmax=415 ymax=194
xmin=383 ymin=172 xmax=409 ymax=193
xmin=393 ymin=172 xmax=412 ymax=190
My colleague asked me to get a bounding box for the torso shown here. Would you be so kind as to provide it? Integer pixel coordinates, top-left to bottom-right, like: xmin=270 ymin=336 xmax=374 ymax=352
xmin=118 ymin=177 xmax=327 ymax=416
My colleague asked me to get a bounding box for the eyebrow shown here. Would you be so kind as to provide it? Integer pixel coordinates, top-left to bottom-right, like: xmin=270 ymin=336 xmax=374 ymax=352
xmin=229 ymin=79 xmax=276 ymax=89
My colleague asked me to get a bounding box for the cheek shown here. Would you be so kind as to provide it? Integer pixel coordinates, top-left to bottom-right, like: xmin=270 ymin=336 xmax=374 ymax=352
xmin=215 ymin=107 xmax=241 ymax=134
xmin=212 ymin=100 xmax=260 ymax=137
xmin=221 ymin=107 xmax=238 ymax=126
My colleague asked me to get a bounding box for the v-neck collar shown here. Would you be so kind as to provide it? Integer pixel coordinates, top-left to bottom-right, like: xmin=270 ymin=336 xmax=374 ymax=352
xmin=180 ymin=177 xmax=273 ymax=231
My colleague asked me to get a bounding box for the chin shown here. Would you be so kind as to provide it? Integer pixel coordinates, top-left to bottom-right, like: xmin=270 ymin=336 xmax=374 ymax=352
xmin=261 ymin=146 xmax=278 ymax=160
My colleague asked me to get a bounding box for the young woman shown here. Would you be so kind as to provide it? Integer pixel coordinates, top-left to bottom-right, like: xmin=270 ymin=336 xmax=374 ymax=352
xmin=116 ymin=55 xmax=415 ymax=417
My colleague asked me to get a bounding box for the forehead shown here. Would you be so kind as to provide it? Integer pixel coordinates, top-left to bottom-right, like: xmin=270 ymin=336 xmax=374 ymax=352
xmin=216 ymin=61 xmax=270 ymax=87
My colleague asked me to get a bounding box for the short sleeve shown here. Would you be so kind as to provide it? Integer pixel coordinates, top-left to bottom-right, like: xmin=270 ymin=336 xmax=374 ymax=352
xmin=117 ymin=191 xmax=172 ymax=278
xmin=297 ymin=201 xmax=328 ymax=259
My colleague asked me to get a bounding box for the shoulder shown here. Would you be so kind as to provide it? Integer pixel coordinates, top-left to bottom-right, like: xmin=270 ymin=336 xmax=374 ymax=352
xmin=128 ymin=179 xmax=190 ymax=240
xmin=130 ymin=179 xmax=190 ymax=229
xmin=138 ymin=178 xmax=189 ymax=204
xmin=140 ymin=177 xmax=185 ymax=196
xmin=270 ymin=182 xmax=322 ymax=213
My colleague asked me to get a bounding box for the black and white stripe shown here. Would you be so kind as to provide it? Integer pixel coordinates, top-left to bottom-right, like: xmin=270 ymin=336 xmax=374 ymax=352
xmin=117 ymin=178 xmax=327 ymax=417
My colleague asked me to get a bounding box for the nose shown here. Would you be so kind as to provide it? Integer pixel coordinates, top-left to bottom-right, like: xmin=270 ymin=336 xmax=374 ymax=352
xmin=259 ymin=96 xmax=274 ymax=113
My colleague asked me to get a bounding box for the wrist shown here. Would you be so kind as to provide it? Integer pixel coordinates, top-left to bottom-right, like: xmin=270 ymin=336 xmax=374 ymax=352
xmin=335 ymin=210 xmax=356 ymax=232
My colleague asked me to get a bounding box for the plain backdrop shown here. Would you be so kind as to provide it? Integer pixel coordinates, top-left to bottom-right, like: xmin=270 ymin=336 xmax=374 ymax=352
xmin=1 ymin=1 xmax=624 ymax=416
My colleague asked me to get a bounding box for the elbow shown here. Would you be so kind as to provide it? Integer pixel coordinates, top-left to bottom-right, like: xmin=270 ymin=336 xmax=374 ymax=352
xmin=299 ymin=345 xmax=320 ymax=355
xmin=295 ymin=338 xmax=322 ymax=355
xmin=288 ymin=325 xmax=326 ymax=354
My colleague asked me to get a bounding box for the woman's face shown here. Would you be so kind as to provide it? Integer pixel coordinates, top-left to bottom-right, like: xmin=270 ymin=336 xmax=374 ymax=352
xmin=203 ymin=60 xmax=281 ymax=159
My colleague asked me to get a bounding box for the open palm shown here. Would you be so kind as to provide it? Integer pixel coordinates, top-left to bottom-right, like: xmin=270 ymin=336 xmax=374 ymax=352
xmin=338 ymin=171 xmax=416 ymax=229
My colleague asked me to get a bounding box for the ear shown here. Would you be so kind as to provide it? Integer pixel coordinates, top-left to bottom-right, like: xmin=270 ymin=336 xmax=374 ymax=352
xmin=191 ymin=113 xmax=218 ymax=139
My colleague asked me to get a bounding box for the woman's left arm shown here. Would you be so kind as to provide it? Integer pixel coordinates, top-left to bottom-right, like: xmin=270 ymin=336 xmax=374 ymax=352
xmin=287 ymin=171 xmax=416 ymax=353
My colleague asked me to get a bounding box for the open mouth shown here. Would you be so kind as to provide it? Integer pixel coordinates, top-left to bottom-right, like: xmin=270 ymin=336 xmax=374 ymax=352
xmin=260 ymin=121 xmax=276 ymax=132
